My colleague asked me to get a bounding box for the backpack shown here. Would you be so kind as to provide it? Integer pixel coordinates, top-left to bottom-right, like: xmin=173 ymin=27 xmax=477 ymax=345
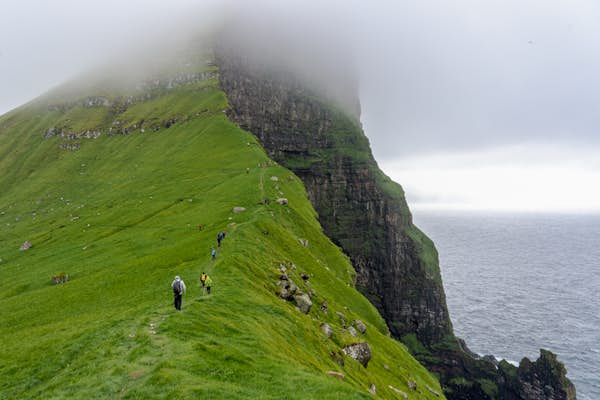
xmin=173 ymin=280 xmax=182 ymax=295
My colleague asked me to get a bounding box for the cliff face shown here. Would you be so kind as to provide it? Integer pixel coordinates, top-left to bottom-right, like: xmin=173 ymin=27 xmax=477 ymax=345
xmin=217 ymin=53 xmax=453 ymax=346
xmin=215 ymin=48 xmax=575 ymax=400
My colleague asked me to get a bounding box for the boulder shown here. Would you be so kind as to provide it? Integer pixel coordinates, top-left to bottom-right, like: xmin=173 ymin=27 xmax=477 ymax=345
xmin=19 ymin=241 xmax=32 ymax=251
xmin=354 ymin=319 xmax=367 ymax=334
xmin=294 ymin=293 xmax=312 ymax=314
xmin=232 ymin=206 xmax=246 ymax=213
xmin=342 ymin=342 xmax=372 ymax=367
xmin=320 ymin=323 xmax=333 ymax=338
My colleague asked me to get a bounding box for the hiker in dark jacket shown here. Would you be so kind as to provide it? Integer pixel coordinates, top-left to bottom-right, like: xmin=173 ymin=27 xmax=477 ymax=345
xmin=217 ymin=231 xmax=226 ymax=247
xmin=171 ymin=275 xmax=187 ymax=310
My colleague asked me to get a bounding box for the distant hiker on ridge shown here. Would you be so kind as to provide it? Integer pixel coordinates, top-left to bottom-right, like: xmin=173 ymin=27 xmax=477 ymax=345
xmin=171 ymin=275 xmax=186 ymax=311
xmin=211 ymin=248 xmax=216 ymax=260
xmin=217 ymin=231 xmax=226 ymax=247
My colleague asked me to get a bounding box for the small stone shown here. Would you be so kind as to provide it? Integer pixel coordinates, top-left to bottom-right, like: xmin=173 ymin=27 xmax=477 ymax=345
xmin=320 ymin=323 xmax=333 ymax=338
xmin=336 ymin=311 xmax=347 ymax=327
xmin=326 ymin=371 xmax=345 ymax=380
xmin=383 ymin=364 xmax=390 ymax=370
xmin=320 ymin=302 xmax=328 ymax=313
xmin=330 ymin=351 xmax=345 ymax=366
xmin=270 ymin=176 xmax=279 ymax=181
xmin=301 ymin=273 xmax=309 ymax=281
xmin=425 ymin=384 xmax=441 ymax=397
xmin=348 ymin=326 xmax=358 ymax=337
xmin=354 ymin=320 xmax=367 ymax=334
xmin=276 ymin=198 xmax=288 ymax=205
xmin=407 ymin=379 xmax=417 ymax=391
xmin=19 ymin=241 xmax=32 ymax=251
xmin=388 ymin=386 xmax=408 ymax=399
xmin=368 ymin=384 xmax=376 ymax=395
xmin=232 ymin=206 xmax=246 ymax=213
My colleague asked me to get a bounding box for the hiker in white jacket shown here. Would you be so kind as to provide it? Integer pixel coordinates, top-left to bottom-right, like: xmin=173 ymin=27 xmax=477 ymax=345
xmin=171 ymin=275 xmax=187 ymax=310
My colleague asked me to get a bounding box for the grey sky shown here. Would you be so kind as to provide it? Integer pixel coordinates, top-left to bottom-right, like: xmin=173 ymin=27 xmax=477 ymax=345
xmin=2 ymin=0 xmax=599 ymax=211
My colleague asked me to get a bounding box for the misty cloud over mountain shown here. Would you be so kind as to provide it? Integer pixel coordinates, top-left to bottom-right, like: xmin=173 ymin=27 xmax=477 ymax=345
xmin=2 ymin=0 xmax=600 ymax=211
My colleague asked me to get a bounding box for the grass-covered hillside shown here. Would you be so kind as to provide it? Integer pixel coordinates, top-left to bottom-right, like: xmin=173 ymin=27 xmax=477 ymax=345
xmin=0 ymin=64 xmax=445 ymax=399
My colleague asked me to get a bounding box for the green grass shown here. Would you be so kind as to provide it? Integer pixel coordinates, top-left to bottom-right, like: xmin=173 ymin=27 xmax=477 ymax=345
xmin=0 ymin=73 xmax=445 ymax=399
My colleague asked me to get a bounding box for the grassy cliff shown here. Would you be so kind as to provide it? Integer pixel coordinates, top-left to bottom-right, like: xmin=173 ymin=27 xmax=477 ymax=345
xmin=0 ymin=65 xmax=445 ymax=398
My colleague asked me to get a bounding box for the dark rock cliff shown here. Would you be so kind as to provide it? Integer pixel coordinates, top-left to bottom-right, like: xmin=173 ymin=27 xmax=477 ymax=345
xmin=216 ymin=52 xmax=453 ymax=346
xmin=214 ymin=48 xmax=575 ymax=400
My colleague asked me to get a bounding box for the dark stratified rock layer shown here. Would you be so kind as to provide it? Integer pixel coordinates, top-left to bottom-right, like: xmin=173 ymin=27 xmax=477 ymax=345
xmin=215 ymin=48 xmax=576 ymax=400
xmin=216 ymin=50 xmax=453 ymax=348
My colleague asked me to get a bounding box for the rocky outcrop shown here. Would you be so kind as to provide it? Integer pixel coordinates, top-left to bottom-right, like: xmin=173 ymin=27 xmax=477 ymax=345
xmin=498 ymin=350 xmax=576 ymax=400
xmin=215 ymin=47 xmax=576 ymax=399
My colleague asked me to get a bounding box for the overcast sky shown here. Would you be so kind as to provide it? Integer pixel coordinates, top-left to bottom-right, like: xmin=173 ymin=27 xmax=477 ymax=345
xmin=1 ymin=0 xmax=599 ymax=212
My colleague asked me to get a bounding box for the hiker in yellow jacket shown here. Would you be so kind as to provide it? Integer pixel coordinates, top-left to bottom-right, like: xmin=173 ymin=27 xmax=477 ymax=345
xmin=205 ymin=275 xmax=213 ymax=294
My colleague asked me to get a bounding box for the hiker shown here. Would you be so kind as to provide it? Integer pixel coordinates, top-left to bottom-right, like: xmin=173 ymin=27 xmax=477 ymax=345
xmin=217 ymin=231 xmax=226 ymax=247
xmin=200 ymin=272 xmax=207 ymax=288
xmin=205 ymin=274 xmax=213 ymax=294
xmin=171 ymin=275 xmax=186 ymax=310
xmin=211 ymin=248 xmax=216 ymax=259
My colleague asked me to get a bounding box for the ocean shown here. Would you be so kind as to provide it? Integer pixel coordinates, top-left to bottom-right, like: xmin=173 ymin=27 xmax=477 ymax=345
xmin=412 ymin=210 xmax=600 ymax=400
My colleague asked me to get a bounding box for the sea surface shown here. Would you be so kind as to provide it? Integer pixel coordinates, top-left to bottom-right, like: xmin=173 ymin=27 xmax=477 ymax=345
xmin=412 ymin=211 xmax=600 ymax=400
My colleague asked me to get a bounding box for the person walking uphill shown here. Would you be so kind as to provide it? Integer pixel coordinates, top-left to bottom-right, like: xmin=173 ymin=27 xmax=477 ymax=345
xmin=217 ymin=231 xmax=226 ymax=247
xmin=205 ymin=275 xmax=213 ymax=294
xmin=171 ymin=275 xmax=187 ymax=310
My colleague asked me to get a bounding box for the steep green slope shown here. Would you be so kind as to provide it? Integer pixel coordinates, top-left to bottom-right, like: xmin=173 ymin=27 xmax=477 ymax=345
xmin=0 ymin=72 xmax=444 ymax=398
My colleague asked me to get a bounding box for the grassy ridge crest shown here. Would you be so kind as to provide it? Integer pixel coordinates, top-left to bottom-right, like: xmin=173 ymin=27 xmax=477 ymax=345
xmin=0 ymin=74 xmax=445 ymax=399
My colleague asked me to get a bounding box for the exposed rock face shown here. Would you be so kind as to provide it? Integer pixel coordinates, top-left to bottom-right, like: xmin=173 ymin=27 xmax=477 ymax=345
xmin=215 ymin=47 xmax=576 ymax=400
xmin=216 ymin=45 xmax=451 ymax=347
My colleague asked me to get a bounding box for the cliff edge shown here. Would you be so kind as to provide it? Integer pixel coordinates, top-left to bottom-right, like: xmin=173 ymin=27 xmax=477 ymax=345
xmin=215 ymin=45 xmax=576 ymax=400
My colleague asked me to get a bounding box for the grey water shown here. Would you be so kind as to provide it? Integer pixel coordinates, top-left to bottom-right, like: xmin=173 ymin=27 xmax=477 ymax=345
xmin=412 ymin=210 xmax=600 ymax=400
